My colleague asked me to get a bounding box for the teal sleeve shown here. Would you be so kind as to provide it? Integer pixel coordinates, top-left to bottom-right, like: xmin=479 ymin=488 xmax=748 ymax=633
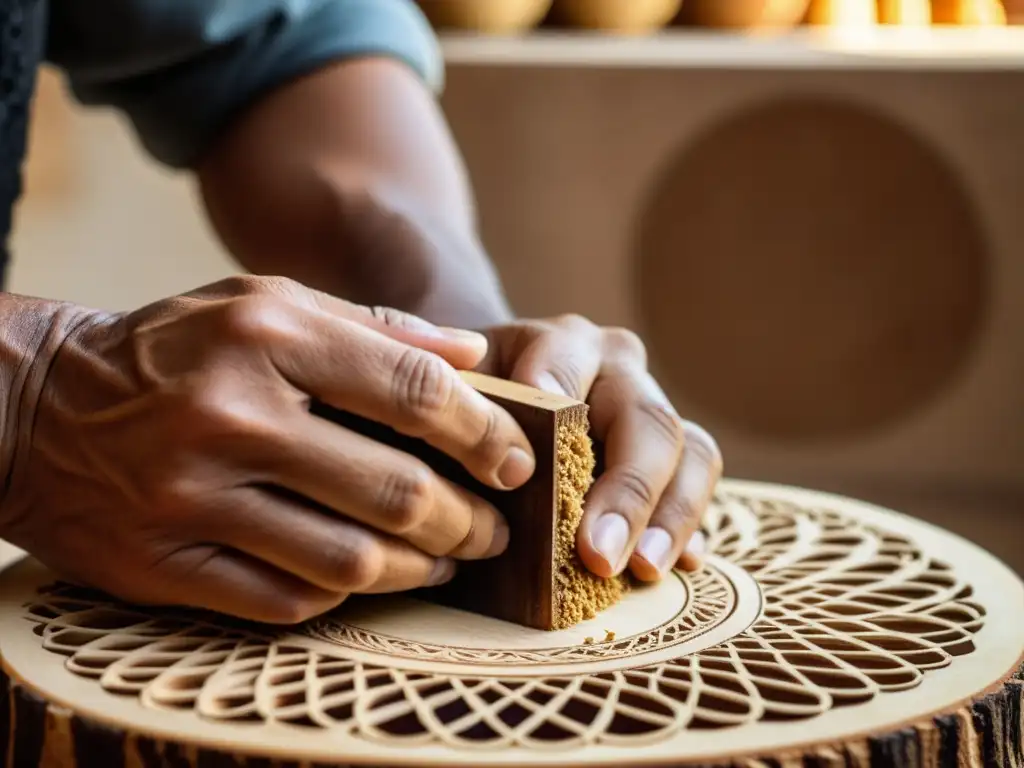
xmin=45 ymin=0 xmax=444 ymax=168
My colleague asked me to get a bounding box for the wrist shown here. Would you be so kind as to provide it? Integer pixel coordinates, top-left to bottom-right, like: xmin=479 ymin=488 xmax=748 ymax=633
xmin=0 ymin=296 xmax=106 ymax=538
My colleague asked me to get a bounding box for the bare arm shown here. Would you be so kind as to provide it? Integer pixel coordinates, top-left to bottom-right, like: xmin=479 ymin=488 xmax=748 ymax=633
xmin=196 ymin=57 xmax=514 ymax=329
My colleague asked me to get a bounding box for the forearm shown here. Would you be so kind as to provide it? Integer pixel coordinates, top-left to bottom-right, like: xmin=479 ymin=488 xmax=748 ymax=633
xmin=196 ymin=58 xmax=513 ymax=329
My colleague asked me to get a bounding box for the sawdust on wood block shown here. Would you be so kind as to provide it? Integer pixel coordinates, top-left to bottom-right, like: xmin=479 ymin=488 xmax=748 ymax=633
xmin=552 ymin=411 xmax=628 ymax=629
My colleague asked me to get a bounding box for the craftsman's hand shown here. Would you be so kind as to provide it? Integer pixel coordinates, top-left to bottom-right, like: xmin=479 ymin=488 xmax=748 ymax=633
xmin=0 ymin=276 xmax=535 ymax=624
xmin=478 ymin=316 xmax=722 ymax=581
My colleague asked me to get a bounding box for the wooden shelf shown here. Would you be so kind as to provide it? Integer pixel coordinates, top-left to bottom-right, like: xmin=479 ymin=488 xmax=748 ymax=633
xmin=440 ymin=27 xmax=1024 ymax=71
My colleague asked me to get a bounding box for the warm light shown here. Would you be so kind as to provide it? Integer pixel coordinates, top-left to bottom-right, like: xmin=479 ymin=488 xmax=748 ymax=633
xmin=805 ymin=0 xmax=879 ymax=26
xmin=878 ymin=0 xmax=933 ymax=24
xmin=931 ymin=0 xmax=1008 ymax=24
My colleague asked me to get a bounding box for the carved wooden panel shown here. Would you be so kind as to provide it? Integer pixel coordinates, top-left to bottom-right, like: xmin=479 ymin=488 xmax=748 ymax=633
xmin=0 ymin=481 xmax=1021 ymax=765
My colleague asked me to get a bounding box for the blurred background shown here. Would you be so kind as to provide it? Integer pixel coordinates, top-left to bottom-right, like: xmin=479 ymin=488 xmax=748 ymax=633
xmin=11 ymin=0 xmax=1024 ymax=573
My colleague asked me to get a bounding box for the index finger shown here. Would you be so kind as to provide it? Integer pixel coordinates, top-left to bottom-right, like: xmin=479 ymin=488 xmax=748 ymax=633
xmin=193 ymin=275 xmax=490 ymax=371
xmin=269 ymin=305 xmax=536 ymax=492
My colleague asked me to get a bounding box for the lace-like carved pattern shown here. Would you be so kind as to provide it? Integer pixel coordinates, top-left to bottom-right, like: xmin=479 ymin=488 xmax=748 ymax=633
xmin=304 ymin=565 xmax=731 ymax=665
xmin=22 ymin=490 xmax=985 ymax=749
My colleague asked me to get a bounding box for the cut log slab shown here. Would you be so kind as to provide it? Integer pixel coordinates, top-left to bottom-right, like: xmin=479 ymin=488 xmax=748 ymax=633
xmin=1 ymin=479 xmax=1022 ymax=766
xmin=0 ymin=663 xmax=1020 ymax=767
xmin=310 ymin=371 xmax=627 ymax=631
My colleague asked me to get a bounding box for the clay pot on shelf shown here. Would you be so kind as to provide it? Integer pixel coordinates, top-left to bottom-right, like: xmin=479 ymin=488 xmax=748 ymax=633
xmin=877 ymin=0 xmax=931 ymax=23
xmin=1004 ymin=0 xmax=1024 ymax=23
xmin=931 ymin=0 xmax=1007 ymax=24
xmin=679 ymin=0 xmax=812 ymax=28
xmin=549 ymin=0 xmax=684 ymax=32
xmin=416 ymin=0 xmax=553 ymax=33
xmin=804 ymin=0 xmax=879 ymax=25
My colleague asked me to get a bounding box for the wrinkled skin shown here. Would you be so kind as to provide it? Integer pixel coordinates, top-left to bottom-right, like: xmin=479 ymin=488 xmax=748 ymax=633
xmin=0 ymin=276 xmax=536 ymax=624
xmin=0 ymin=275 xmax=722 ymax=626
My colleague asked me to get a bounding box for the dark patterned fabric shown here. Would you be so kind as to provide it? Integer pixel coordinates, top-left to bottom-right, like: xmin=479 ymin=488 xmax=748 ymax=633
xmin=0 ymin=0 xmax=43 ymax=289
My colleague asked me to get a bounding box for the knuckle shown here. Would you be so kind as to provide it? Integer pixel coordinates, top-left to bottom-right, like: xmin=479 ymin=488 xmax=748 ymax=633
xmin=684 ymin=420 xmax=724 ymax=473
xmin=554 ymin=313 xmax=593 ymax=332
xmin=335 ymin=542 xmax=385 ymax=591
xmin=206 ymin=274 xmax=259 ymax=297
xmin=639 ymin=399 xmax=686 ymax=448
xmin=370 ymin=305 xmax=411 ymax=329
xmin=212 ymin=274 xmax=301 ymax=298
xmin=392 ymin=348 xmax=456 ymax=422
xmin=658 ymin=493 xmax=699 ymax=528
xmin=370 ymin=305 xmax=443 ymax=339
xmin=378 ymin=467 xmax=436 ymax=533
xmin=473 ymin=406 xmax=505 ymax=461
xmin=218 ymin=294 xmax=296 ymax=346
xmin=612 ymin=465 xmax=658 ymax=514
xmin=544 ymin=359 xmax=586 ymax=400
xmin=606 ymin=327 xmax=647 ymax=361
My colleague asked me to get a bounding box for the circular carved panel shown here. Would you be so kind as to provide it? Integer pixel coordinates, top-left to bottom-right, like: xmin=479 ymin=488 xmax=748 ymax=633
xmin=636 ymin=98 xmax=989 ymax=441
xmin=1 ymin=481 xmax=1021 ymax=766
xmin=304 ymin=562 xmax=748 ymax=674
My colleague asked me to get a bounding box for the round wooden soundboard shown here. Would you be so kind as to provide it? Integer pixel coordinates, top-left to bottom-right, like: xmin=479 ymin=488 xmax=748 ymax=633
xmin=0 ymin=480 xmax=1021 ymax=767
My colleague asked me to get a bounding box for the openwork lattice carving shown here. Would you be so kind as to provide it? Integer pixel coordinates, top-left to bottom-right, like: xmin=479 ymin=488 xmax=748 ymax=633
xmin=304 ymin=564 xmax=732 ymax=665
xmin=22 ymin=489 xmax=986 ymax=749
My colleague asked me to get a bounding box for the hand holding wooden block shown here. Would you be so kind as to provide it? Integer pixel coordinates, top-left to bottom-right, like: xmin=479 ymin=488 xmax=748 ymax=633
xmin=311 ymin=371 xmax=627 ymax=630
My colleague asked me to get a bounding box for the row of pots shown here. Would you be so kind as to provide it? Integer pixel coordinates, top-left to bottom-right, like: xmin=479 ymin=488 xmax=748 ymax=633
xmin=416 ymin=0 xmax=1011 ymax=33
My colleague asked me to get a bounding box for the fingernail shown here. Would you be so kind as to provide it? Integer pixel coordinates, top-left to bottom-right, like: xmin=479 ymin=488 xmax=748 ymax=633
xmin=484 ymin=517 xmax=511 ymax=558
xmin=636 ymin=527 xmax=674 ymax=575
xmin=535 ymin=372 xmax=567 ymax=396
xmin=592 ymin=514 xmax=630 ymax=572
xmin=427 ymin=558 xmax=456 ymax=586
xmin=686 ymin=531 xmax=707 ymax=558
xmin=498 ymin=447 xmax=535 ymax=489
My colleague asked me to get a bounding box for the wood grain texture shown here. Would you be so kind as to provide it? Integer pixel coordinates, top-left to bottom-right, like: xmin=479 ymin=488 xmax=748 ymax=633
xmin=0 ymin=663 xmax=1020 ymax=767
xmin=0 ymin=480 xmax=1021 ymax=766
xmin=310 ymin=372 xmax=589 ymax=630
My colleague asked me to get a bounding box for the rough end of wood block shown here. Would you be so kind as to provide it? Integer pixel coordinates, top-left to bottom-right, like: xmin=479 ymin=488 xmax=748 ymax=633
xmin=551 ymin=403 xmax=629 ymax=630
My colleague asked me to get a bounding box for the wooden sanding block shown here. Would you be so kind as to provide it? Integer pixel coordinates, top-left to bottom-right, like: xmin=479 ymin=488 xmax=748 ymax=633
xmin=311 ymin=371 xmax=626 ymax=630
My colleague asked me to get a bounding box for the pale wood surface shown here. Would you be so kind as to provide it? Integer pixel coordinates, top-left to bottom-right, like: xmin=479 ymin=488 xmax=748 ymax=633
xmin=0 ymin=481 xmax=1020 ymax=766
